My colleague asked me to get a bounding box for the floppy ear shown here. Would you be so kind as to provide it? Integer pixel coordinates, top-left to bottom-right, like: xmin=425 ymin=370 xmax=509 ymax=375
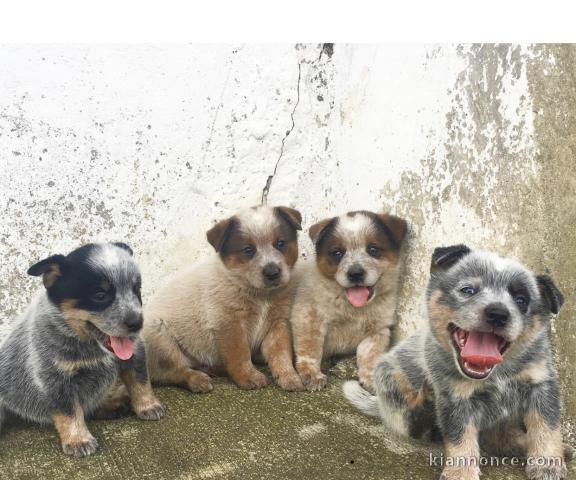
xmin=113 ymin=242 xmax=133 ymax=256
xmin=376 ymin=213 xmax=408 ymax=247
xmin=536 ymin=275 xmax=564 ymax=314
xmin=309 ymin=217 xmax=336 ymax=244
xmin=27 ymin=254 xmax=67 ymax=288
xmin=206 ymin=217 xmax=236 ymax=252
xmin=430 ymin=244 xmax=471 ymax=272
xmin=275 ymin=206 xmax=302 ymax=231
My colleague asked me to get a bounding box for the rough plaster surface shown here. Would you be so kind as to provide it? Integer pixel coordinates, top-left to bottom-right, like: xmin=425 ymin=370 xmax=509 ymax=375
xmin=0 ymin=44 xmax=575 ymax=476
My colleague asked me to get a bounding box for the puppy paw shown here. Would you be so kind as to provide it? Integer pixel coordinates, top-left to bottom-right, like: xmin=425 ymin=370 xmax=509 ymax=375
xmin=298 ymin=368 xmax=327 ymax=392
xmin=440 ymin=466 xmax=480 ymax=480
xmin=235 ymin=369 xmax=269 ymax=390
xmin=62 ymin=435 xmax=99 ymax=457
xmin=136 ymin=401 xmax=165 ymax=421
xmin=276 ymin=371 xmax=305 ymax=392
xmin=187 ymin=371 xmax=214 ymax=394
xmin=526 ymin=463 xmax=567 ymax=480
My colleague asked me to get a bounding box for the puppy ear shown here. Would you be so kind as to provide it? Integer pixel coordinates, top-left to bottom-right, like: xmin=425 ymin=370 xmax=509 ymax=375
xmin=376 ymin=213 xmax=408 ymax=246
xmin=113 ymin=242 xmax=133 ymax=256
xmin=431 ymin=244 xmax=471 ymax=272
xmin=274 ymin=206 xmax=302 ymax=231
xmin=309 ymin=217 xmax=336 ymax=244
xmin=27 ymin=254 xmax=67 ymax=288
xmin=206 ymin=217 xmax=236 ymax=252
xmin=536 ymin=275 xmax=564 ymax=314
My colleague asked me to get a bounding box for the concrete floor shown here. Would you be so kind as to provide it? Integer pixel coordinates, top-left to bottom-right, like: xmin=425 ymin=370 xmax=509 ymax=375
xmin=2 ymin=359 xmax=565 ymax=480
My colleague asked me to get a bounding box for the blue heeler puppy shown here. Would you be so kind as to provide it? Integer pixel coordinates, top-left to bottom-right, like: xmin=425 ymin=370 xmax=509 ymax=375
xmin=344 ymin=245 xmax=572 ymax=480
xmin=0 ymin=243 xmax=164 ymax=457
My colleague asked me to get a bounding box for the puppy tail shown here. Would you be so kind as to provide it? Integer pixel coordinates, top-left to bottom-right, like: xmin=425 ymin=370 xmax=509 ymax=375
xmin=342 ymin=381 xmax=379 ymax=417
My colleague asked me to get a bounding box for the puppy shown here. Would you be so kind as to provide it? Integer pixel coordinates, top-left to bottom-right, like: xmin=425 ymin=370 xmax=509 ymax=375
xmin=0 ymin=243 xmax=164 ymax=457
xmin=291 ymin=210 xmax=407 ymax=392
xmin=344 ymin=245 xmax=570 ymax=480
xmin=143 ymin=206 xmax=304 ymax=392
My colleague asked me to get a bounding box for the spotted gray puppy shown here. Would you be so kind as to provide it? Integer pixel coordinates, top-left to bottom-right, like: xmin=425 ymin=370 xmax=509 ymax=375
xmin=0 ymin=243 xmax=164 ymax=457
xmin=344 ymin=245 xmax=570 ymax=480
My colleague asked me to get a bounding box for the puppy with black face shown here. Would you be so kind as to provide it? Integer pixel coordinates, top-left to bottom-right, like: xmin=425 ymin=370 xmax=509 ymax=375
xmin=345 ymin=245 xmax=570 ymax=480
xmin=0 ymin=243 xmax=164 ymax=457
xmin=143 ymin=206 xmax=304 ymax=392
xmin=291 ymin=210 xmax=407 ymax=392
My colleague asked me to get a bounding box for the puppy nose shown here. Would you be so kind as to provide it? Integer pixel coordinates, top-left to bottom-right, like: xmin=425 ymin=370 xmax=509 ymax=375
xmin=347 ymin=264 xmax=366 ymax=283
xmin=484 ymin=304 xmax=510 ymax=328
xmin=262 ymin=263 xmax=281 ymax=281
xmin=125 ymin=313 xmax=143 ymax=333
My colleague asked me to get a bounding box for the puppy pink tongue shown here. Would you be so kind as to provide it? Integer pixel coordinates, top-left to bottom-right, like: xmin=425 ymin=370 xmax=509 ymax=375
xmin=109 ymin=336 xmax=135 ymax=360
xmin=347 ymin=287 xmax=370 ymax=307
xmin=460 ymin=331 xmax=503 ymax=367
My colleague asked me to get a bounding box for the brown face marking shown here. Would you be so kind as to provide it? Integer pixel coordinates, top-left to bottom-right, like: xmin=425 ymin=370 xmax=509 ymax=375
xmin=364 ymin=225 xmax=401 ymax=264
xmin=218 ymin=224 xmax=255 ymax=269
xmin=59 ymin=299 xmax=98 ymax=339
xmin=427 ymin=289 xmax=455 ymax=353
xmin=274 ymin=209 xmax=300 ymax=267
xmin=43 ymin=264 xmax=62 ymax=288
xmin=312 ymin=218 xmax=342 ymax=280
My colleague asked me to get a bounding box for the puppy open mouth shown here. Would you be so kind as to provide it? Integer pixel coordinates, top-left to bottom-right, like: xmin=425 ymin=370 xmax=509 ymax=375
xmin=346 ymin=286 xmax=375 ymax=308
xmin=449 ymin=324 xmax=510 ymax=379
xmin=86 ymin=322 xmax=135 ymax=361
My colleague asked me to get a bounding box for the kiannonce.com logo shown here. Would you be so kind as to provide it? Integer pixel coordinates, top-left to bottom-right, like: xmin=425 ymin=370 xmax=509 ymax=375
xmin=428 ymin=453 xmax=563 ymax=468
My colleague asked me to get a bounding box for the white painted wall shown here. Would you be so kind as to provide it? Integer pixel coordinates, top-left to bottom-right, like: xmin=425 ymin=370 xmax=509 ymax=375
xmin=0 ymin=44 xmax=541 ymax=338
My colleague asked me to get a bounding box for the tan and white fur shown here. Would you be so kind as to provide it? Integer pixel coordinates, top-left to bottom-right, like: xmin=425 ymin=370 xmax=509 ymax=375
xmin=143 ymin=206 xmax=304 ymax=392
xmin=291 ymin=210 xmax=407 ymax=392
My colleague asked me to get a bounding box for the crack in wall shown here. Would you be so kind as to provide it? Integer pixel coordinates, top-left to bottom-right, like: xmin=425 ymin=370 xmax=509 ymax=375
xmin=260 ymin=61 xmax=302 ymax=205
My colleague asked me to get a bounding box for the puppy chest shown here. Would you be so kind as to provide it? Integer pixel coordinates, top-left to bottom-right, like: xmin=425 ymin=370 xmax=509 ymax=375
xmin=324 ymin=318 xmax=373 ymax=355
xmin=248 ymin=301 xmax=272 ymax=348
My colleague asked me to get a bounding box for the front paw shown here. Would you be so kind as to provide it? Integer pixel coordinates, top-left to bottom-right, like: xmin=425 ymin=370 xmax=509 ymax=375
xmin=136 ymin=401 xmax=165 ymax=421
xmin=234 ymin=369 xmax=269 ymax=390
xmin=276 ymin=371 xmax=305 ymax=392
xmin=62 ymin=434 xmax=99 ymax=457
xmin=297 ymin=365 xmax=327 ymax=391
xmin=526 ymin=462 xmax=567 ymax=480
xmin=440 ymin=466 xmax=480 ymax=480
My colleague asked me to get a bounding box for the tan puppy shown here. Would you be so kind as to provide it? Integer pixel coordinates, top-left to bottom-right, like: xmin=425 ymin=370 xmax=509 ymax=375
xmin=291 ymin=210 xmax=407 ymax=392
xmin=143 ymin=206 xmax=304 ymax=392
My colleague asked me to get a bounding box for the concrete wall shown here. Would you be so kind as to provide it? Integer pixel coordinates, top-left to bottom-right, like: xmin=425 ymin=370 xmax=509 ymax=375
xmin=1 ymin=44 xmax=574 ymax=428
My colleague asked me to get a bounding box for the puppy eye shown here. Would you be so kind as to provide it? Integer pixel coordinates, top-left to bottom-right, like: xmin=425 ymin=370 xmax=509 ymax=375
xmin=91 ymin=290 xmax=109 ymax=302
xmin=330 ymin=249 xmax=344 ymax=260
xmin=243 ymin=246 xmax=256 ymax=257
xmin=514 ymin=295 xmax=527 ymax=306
xmin=367 ymin=245 xmax=381 ymax=258
xmin=460 ymin=286 xmax=476 ymax=295
xmin=275 ymin=239 xmax=286 ymax=251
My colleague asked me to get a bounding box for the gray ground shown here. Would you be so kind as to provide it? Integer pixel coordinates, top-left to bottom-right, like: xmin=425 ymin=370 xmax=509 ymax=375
xmin=3 ymin=358 xmax=571 ymax=480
